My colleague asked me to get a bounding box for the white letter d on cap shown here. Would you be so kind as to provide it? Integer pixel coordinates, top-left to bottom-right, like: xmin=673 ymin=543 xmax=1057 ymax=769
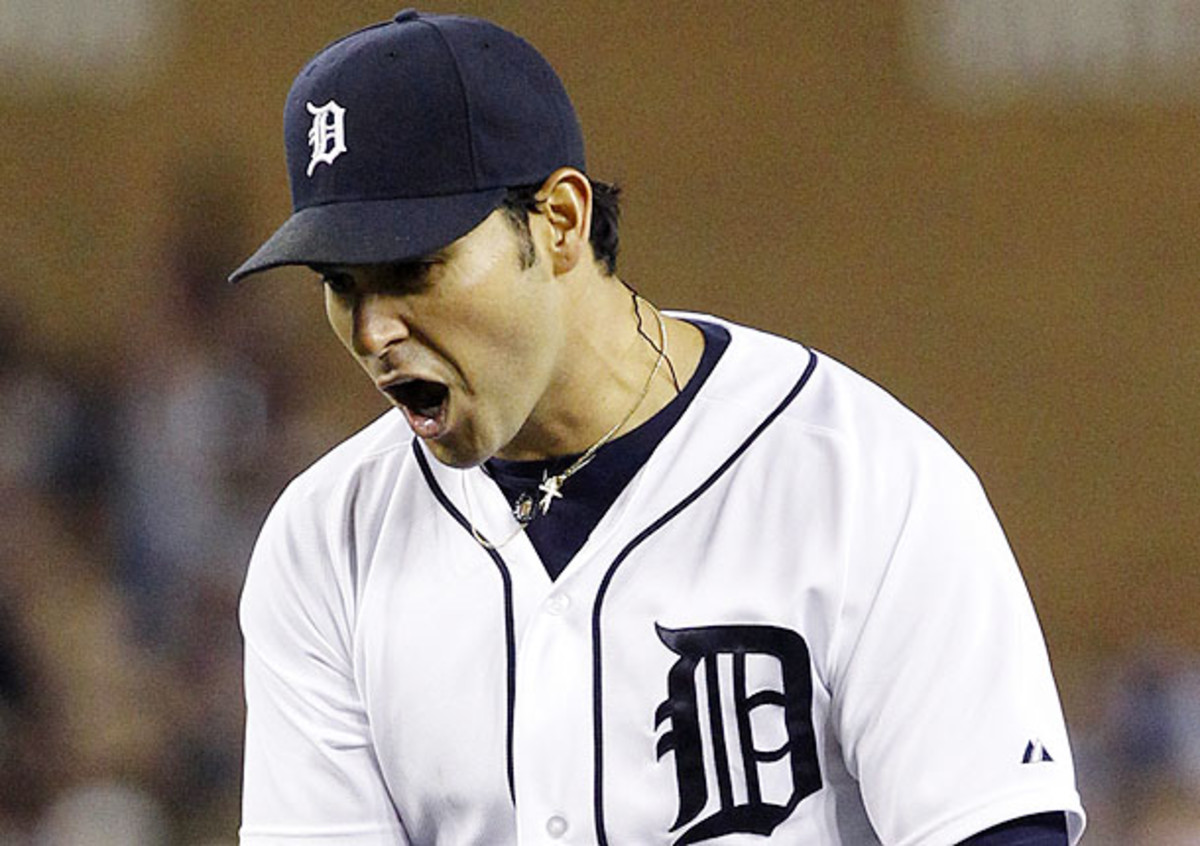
xmin=306 ymin=100 xmax=348 ymax=176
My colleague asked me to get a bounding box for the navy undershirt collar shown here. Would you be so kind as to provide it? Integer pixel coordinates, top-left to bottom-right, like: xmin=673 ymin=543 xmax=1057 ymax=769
xmin=485 ymin=320 xmax=730 ymax=580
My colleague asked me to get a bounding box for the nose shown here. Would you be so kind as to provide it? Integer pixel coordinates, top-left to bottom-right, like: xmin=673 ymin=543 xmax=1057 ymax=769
xmin=351 ymin=293 xmax=410 ymax=358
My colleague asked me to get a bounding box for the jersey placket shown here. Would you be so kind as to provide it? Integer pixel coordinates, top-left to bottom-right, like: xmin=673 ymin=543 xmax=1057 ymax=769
xmin=510 ymin=555 xmax=608 ymax=844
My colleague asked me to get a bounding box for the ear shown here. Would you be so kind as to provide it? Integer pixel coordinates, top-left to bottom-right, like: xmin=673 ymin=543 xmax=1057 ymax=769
xmin=534 ymin=167 xmax=593 ymax=275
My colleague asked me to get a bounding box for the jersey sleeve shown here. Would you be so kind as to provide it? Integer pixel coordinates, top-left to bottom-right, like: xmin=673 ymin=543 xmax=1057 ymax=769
xmin=830 ymin=433 xmax=1085 ymax=846
xmin=239 ymin=482 xmax=409 ymax=845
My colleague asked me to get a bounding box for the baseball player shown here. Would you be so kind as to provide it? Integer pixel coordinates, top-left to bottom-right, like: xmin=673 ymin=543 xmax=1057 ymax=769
xmin=230 ymin=10 xmax=1085 ymax=845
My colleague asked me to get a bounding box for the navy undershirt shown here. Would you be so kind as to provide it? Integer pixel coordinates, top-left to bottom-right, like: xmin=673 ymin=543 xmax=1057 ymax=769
xmin=960 ymin=812 xmax=1068 ymax=844
xmin=484 ymin=320 xmax=730 ymax=580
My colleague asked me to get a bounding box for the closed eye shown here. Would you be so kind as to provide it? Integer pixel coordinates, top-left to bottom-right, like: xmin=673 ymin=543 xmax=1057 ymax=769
xmin=381 ymin=261 xmax=439 ymax=295
xmin=309 ymin=262 xmax=440 ymax=298
xmin=325 ymin=274 xmax=355 ymax=296
xmin=310 ymin=266 xmax=355 ymax=296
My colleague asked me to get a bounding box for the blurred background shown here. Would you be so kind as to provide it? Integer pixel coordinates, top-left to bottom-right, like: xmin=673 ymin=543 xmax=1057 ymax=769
xmin=1 ymin=1 xmax=1198 ymax=843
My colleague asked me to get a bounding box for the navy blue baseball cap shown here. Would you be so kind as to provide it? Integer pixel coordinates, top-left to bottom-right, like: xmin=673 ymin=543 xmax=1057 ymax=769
xmin=229 ymin=9 xmax=586 ymax=283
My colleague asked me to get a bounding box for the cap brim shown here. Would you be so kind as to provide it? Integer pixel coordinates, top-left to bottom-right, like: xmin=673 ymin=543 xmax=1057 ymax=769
xmin=228 ymin=188 xmax=508 ymax=283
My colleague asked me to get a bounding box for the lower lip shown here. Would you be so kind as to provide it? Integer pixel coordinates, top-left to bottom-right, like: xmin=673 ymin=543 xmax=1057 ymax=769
xmin=401 ymin=403 xmax=448 ymax=440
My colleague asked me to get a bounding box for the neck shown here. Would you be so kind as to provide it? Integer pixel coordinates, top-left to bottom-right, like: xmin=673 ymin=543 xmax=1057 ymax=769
xmin=495 ymin=275 xmax=702 ymax=462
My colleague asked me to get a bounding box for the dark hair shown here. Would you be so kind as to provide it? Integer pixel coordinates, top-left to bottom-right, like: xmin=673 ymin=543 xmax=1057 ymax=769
xmin=500 ymin=177 xmax=621 ymax=275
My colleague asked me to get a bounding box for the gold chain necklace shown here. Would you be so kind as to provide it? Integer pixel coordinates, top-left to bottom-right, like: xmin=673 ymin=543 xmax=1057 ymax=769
xmin=465 ymin=298 xmax=668 ymax=551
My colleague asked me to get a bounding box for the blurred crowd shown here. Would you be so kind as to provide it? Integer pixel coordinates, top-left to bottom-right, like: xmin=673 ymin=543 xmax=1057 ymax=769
xmin=0 ymin=193 xmax=324 ymax=844
xmin=1073 ymin=643 xmax=1200 ymax=844
xmin=0 ymin=202 xmax=1197 ymax=844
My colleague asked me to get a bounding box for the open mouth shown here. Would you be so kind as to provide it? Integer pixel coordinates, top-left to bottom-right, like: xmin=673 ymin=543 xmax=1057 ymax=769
xmin=384 ymin=379 xmax=450 ymax=437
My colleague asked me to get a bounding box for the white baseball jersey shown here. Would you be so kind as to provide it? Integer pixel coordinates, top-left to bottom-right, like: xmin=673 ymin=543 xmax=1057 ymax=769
xmin=240 ymin=314 xmax=1085 ymax=845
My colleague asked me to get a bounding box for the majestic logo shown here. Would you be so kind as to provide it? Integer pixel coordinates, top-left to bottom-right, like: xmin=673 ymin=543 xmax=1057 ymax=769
xmin=654 ymin=624 xmax=822 ymax=845
xmin=305 ymin=100 xmax=347 ymax=176
xmin=1023 ymin=739 xmax=1054 ymax=764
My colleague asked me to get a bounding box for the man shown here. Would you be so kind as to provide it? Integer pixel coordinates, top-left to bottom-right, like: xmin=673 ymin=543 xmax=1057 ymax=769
xmin=231 ymin=10 xmax=1085 ymax=845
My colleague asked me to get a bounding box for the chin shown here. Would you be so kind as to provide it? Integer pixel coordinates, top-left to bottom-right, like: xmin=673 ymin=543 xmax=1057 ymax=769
xmin=425 ymin=438 xmax=490 ymax=470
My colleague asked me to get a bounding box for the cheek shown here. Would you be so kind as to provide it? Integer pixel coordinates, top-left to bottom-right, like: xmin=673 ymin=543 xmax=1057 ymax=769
xmin=446 ymin=325 xmax=529 ymax=407
xmin=431 ymin=274 xmax=555 ymax=386
xmin=438 ymin=306 xmax=549 ymax=428
xmin=468 ymin=298 xmax=556 ymax=386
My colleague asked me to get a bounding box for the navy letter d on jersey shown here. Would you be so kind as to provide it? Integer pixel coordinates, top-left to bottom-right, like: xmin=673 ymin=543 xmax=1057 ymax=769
xmin=654 ymin=623 xmax=822 ymax=845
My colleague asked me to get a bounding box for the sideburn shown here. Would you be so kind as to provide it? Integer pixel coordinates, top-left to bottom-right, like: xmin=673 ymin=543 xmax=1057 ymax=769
xmin=499 ymin=202 xmax=539 ymax=270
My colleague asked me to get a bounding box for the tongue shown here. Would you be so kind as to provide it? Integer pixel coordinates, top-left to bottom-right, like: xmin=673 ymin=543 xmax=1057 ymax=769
xmin=403 ymin=405 xmax=443 ymax=438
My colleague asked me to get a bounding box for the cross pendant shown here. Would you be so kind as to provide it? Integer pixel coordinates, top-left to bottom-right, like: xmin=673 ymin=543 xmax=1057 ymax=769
xmin=537 ymin=473 xmax=564 ymax=515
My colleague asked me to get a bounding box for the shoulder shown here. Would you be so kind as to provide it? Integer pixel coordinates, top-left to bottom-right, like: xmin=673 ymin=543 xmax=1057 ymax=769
xmin=688 ymin=313 xmax=967 ymax=478
xmin=258 ymin=409 xmax=420 ymax=558
xmin=686 ymin=316 xmax=996 ymax=583
xmin=241 ymin=410 xmax=416 ymax=637
xmin=800 ymin=348 xmax=968 ymax=473
xmin=278 ymin=409 xmax=415 ymax=510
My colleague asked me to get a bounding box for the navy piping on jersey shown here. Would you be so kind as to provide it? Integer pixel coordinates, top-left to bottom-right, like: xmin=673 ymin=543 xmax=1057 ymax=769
xmin=591 ymin=349 xmax=820 ymax=846
xmin=413 ymin=442 xmax=518 ymax=805
xmin=958 ymin=812 xmax=1068 ymax=845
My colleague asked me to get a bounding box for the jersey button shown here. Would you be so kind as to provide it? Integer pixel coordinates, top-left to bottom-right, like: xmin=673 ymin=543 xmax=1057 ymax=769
xmin=545 ymin=815 xmax=569 ymax=838
xmin=545 ymin=594 xmax=571 ymax=615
